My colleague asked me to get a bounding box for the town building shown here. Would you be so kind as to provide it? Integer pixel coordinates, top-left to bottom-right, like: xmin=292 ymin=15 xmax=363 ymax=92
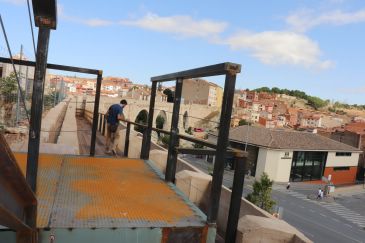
xmin=285 ymin=108 xmax=298 ymax=127
xmin=328 ymin=122 xmax=365 ymax=180
xmin=0 ymin=54 xmax=36 ymax=94
xmin=208 ymin=125 xmax=362 ymax=185
xmin=298 ymin=111 xmax=322 ymax=128
xmin=258 ymin=92 xmax=277 ymax=100
xmin=181 ymin=79 xmax=223 ymax=107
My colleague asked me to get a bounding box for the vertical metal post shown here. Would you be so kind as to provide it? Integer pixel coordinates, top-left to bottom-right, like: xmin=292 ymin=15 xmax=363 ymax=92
xmin=16 ymin=45 xmax=23 ymax=125
xmin=102 ymin=115 xmax=106 ymax=136
xmin=140 ymin=81 xmax=157 ymax=159
xmin=90 ymin=71 xmax=103 ymax=156
xmin=225 ymin=153 xmax=247 ymax=243
xmin=124 ymin=122 xmax=131 ymax=157
xmin=165 ymin=78 xmax=183 ymax=182
xmin=98 ymin=113 xmax=102 ymax=132
xmin=208 ymin=72 xmax=237 ymax=223
xmin=26 ymin=27 xmax=51 ymax=192
xmin=25 ymin=27 xmax=51 ymax=243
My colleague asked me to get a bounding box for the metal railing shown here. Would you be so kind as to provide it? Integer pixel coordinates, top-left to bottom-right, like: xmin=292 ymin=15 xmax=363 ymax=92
xmin=91 ymin=62 xmax=246 ymax=242
xmin=92 ymin=110 xmax=247 ymax=242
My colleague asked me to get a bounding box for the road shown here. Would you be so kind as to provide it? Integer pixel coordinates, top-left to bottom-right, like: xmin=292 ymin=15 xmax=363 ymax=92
xmin=181 ymin=154 xmax=365 ymax=243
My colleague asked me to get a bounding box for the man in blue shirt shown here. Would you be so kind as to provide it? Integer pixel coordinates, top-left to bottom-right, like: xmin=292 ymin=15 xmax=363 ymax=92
xmin=105 ymin=99 xmax=128 ymax=155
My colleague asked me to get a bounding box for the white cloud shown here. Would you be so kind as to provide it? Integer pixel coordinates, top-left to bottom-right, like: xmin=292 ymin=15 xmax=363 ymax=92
xmin=286 ymin=9 xmax=365 ymax=32
xmin=82 ymin=19 xmax=113 ymax=27
xmin=224 ymin=31 xmax=333 ymax=69
xmin=120 ymin=13 xmax=228 ymax=38
xmin=58 ymin=4 xmax=113 ymax=27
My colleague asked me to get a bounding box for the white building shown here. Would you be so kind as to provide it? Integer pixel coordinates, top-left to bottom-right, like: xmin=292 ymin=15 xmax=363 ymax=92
xmin=0 ymin=54 xmax=35 ymax=92
xmin=208 ymin=126 xmax=362 ymax=185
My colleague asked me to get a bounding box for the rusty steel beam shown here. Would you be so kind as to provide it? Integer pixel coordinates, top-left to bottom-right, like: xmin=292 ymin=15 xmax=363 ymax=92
xmin=151 ymin=62 xmax=241 ymax=82
xmin=0 ymin=134 xmax=36 ymax=231
xmin=0 ymin=57 xmax=100 ymax=75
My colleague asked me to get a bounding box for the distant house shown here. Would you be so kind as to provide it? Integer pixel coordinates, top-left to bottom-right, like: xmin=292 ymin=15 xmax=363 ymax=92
xmin=181 ymin=79 xmax=223 ymax=107
xmin=246 ymin=91 xmax=259 ymax=102
xmin=258 ymin=92 xmax=277 ymax=100
xmin=208 ymin=126 xmax=361 ymax=185
xmin=300 ymin=114 xmax=322 ymax=128
xmin=0 ymin=54 xmax=35 ymax=93
xmin=258 ymin=117 xmax=276 ymax=128
xmin=285 ymin=108 xmax=298 ymax=126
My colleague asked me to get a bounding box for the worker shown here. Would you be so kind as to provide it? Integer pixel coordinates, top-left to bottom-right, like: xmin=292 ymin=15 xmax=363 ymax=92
xmin=105 ymin=99 xmax=128 ymax=155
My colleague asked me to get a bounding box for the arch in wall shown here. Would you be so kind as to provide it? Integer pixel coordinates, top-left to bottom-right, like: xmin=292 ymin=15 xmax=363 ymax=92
xmin=155 ymin=110 xmax=168 ymax=130
xmin=134 ymin=109 xmax=148 ymax=133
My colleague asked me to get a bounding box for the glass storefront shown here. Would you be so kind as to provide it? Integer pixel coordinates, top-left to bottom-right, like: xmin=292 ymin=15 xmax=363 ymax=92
xmin=290 ymin=151 xmax=327 ymax=181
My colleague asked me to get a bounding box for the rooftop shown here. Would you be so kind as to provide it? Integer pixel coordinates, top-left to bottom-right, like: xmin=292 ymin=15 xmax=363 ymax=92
xmin=210 ymin=125 xmax=361 ymax=152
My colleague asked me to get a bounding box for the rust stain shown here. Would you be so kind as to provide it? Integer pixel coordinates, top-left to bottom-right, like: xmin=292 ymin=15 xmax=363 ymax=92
xmin=69 ymin=157 xmax=195 ymax=223
xmin=200 ymin=225 xmax=209 ymax=243
xmin=13 ymin=153 xmax=63 ymax=228
xmin=161 ymin=228 xmax=170 ymax=243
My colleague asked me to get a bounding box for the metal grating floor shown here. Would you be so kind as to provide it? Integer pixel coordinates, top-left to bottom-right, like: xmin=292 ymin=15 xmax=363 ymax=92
xmin=14 ymin=153 xmax=206 ymax=229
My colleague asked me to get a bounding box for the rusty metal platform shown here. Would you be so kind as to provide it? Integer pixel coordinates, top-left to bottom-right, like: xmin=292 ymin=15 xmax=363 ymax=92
xmin=13 ymin=153 xmax=207 ymax=229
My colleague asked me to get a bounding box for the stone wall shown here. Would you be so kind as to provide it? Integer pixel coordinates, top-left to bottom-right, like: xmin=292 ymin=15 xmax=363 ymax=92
xmin=57 ymin=98 xmax=79 ymax=154
xmin=40 ymin=99 xmax=69 ymax=143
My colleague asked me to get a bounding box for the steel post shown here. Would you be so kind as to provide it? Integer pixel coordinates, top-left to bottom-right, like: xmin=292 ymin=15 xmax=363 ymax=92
xmin=98 ymin=113 xmax=103 ymax=132
xmin=208 ymin=72 xmax=237 ymax=223
xmin=225 ymin=154 xmax=247 ymax=243
xmin=90 ymin=72 xmax=102 ymax=156
xmin=165 ymin=78 xmax=183 ymax=182
xmin=26 ymin=27 xmax=51 ymax=192
xmin=102 ymin=115 xmax=106 ymax=136
xmin=124 ymin=122 xmax=131 ymax=157
xmin=140 ymin=81 xmax=157 ymax=159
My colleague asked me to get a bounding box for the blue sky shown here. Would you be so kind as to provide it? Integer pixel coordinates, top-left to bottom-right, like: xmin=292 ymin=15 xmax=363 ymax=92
xmin=1 ymin=0 xmax=365 ymax=104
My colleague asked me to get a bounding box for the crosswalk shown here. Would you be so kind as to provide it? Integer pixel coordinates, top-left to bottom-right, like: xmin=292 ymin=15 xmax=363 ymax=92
xmin=317 ymin=202 xmax=365 ymax=228
xmin=274 ymin=187 xmax=311 ymax=201
xmin=274 ymin=187 xmax=365 ymax=229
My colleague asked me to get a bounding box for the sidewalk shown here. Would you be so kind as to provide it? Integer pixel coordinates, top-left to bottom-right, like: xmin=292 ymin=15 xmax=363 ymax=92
xmin=332 ymin=184 xmax=365 ymax=197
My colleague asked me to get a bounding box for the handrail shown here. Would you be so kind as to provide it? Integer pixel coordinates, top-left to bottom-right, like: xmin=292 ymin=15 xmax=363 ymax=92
xmin=96 ymin=111 xmax=241 ymax=153
xmin=90 ymin=61 xmax=243 ymax=242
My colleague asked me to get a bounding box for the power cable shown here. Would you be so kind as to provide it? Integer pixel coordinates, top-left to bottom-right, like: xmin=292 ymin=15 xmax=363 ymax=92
xmin=0 ymin=14 xmax=30 ymax=122
xmin=26 ymin=0 xmax=36 ymax=57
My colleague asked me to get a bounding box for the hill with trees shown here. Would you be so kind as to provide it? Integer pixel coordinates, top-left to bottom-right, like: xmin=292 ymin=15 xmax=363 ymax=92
xmin=252 ymin=87 xmax=365 ymax=111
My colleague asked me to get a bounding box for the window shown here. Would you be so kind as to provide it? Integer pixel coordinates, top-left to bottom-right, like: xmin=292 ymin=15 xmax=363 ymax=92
xmin=0 ymin=67 xmax=3 ymax=78
xmin=335 ymin=152 xmax=352 ymax=157
xmin=334 ymin=166 xmax=350 ymax=171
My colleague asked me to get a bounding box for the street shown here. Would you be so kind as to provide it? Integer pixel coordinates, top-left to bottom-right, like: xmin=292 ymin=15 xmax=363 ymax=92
xmin=181 ymin=154 xmax=365 ymax=243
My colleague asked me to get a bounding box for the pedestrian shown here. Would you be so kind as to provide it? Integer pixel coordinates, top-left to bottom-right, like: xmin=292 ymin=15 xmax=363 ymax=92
xmin=105 ymin=99 xmax=128 ymax=155
xmin=286 ymin=182 xmax=291 ymax=190
xmin=320 ymin=189 xmax=324 ymax=199
xmin=317 ymin=188 xmax=322 ymax=200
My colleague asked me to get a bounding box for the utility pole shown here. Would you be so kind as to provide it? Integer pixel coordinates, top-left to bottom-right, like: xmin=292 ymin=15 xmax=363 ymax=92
xmin=16 ymin=44 xmax=23 ymax=125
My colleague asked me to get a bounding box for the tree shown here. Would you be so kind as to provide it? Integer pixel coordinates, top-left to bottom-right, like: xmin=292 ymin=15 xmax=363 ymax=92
xmin=155 ymin=115 xmax=165 ymax=138
xmin=161 ymin=134 xmax=170 ymax=146
xmin=163 ymin=88 xmax=174 ymax=103
xmin=246 ymin=172 xmax=276 ymax=213
xmin=238 ymin=119 xmax=250 ymax=126
xmin=0 ymin=72 xmax=18 ymax=125
xmin=306 ymin=96 xmax=328 ymax=110
xmin=185 ymin=126 xmax=193 ymax=135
